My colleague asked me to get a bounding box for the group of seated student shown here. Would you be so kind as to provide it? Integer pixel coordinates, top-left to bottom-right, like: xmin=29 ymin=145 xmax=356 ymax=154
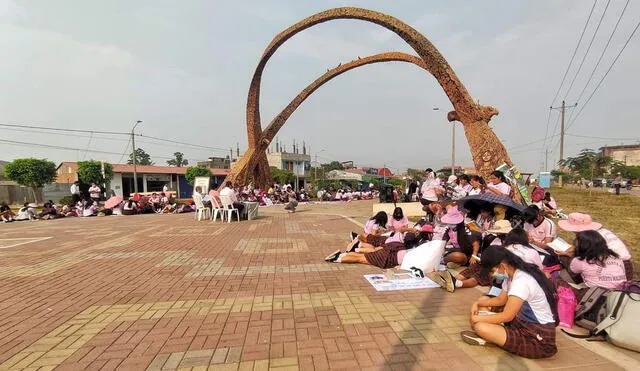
xmin=1 ymin=200 xmax=61 ymax=222
xmin=418 ymin=168 xmax=517 ymax=222
xmin=324 ymin=194 xmax=633 ymax=359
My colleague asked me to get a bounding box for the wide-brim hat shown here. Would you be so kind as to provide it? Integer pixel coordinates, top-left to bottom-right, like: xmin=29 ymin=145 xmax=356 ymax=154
xmin=558 ymin=212 xmax=602 ymax=232
xmin=441 ymin=207 xmax=464 ymax=224
xmin=486 ymin=220 xmax=513 ymax=234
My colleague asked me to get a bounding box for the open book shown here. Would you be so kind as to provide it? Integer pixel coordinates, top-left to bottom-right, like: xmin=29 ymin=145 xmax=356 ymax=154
xmin=547 ymin=237 xmax=572 ymax=252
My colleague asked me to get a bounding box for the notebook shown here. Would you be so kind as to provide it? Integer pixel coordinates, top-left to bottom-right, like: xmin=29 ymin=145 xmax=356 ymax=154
xmin=547 ymin=237 xmax=572 ymax=252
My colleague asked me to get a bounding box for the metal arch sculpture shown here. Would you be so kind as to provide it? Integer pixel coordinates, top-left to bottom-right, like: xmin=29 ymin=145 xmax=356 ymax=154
xmin=231 ymin=52 xmax=430 ymax=183
xmin=226 ymin=7 xmax=512 ymax=188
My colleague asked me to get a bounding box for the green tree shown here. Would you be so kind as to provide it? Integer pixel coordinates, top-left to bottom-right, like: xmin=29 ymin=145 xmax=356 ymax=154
xmin=611 ymin=164 xmax=640 ymax=180
xmin=406 ymin=168 xmax=425 ymax=182
xmin=167 ymin=152 xmax=188 ymax=167
xmin=270 ymin=166 xmax=295 ymax=185
xmin=3 ymin=158 xmax=57 ymax=202
xmin=322 ymin=161 xmax=344 ymax=172
xmin=386 ymin=178 xmax=404 ymax=187
xmin=77 ymin=161 xmax=113 ymax=185
xmin=127 ymin=148 xmax=154 ymax=165
xmin=184 ymin=166 xmax=211 ymax=185
xmin=559 ymin=149 xmax=620 ymax=179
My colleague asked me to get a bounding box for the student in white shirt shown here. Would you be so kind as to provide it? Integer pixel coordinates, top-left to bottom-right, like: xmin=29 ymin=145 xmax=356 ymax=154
xmin=220 ymin=181 xmax=245 ymax=215
xmin=485 ymin=171 xmax=511 ymax=197
xmin=461 ymin=247 xmax=558 ymax=359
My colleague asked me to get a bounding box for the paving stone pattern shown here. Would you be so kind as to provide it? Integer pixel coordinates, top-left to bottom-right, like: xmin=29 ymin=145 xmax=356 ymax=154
xmin=0 ymin=212 xmax=627 ymax=370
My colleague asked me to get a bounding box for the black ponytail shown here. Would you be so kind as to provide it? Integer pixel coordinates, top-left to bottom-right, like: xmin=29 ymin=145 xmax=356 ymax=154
xmin=481 ymin=247 xmax=559 ymax=325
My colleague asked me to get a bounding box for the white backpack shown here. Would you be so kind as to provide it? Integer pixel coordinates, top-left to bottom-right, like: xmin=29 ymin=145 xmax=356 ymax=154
xmin=400 ymin=240 xmax=445 ymax=276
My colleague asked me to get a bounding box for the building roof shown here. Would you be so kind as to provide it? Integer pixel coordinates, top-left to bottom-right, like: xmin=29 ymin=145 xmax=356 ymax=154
xmin=600 ymin=144 xmax=640 ymax=151
xmin=57 ymin=162 xmax=229 ymax=176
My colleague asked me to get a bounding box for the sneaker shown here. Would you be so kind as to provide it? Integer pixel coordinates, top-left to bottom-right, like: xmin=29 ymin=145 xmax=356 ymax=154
xmin=350 ymin=231 xmax=358 ymax=241
xmin=324 ymin=250 xmax=342 ymax=262
xmin=460 ymin=331 xmax=487 ymax=346
xmin=446 ymin=262 xmax=461 ymax=269
xmin=441 ymin=271 xmax=455 ymax=293
xmin=346 ymin=239 xmax=360 ymax=253
xmin=427 ymin=271 xmax=454 ymax=292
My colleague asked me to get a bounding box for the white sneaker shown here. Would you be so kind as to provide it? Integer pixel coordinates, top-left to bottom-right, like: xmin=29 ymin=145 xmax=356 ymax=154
xmin=460 ymin=331 xmax=487 ymax=346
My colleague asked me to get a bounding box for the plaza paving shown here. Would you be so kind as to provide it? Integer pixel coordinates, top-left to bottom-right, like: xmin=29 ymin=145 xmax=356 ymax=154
xmin=0 ymin=202 xmax=637 ymax=371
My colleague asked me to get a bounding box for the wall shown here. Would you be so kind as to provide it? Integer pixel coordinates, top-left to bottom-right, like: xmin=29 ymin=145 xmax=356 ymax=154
xmin=606 ymin=148 xmax=640 ymax=166
xmin=0 ymin=182 xmax=44 ymax=205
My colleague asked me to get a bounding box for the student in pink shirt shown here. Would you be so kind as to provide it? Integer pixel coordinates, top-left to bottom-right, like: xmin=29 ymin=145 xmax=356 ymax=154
xmin=388 ymin=207 xmax=409 ymax=232
xmin=554 ymin=230 xmax=626 ymax=302
xmin=558 ymin=212 xmax=633 ymax=280
xmin=485 ymin=171 xmax=511 ymax=197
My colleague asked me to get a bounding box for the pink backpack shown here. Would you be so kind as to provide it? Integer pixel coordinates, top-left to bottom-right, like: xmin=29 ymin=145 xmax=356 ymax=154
xmin=531 ymin=186 xmax=545 ymax=202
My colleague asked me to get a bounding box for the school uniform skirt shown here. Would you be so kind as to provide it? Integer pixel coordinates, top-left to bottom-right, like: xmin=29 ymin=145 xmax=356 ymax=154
xmin=364 ymin=242 xmax=405 ymax=269
xmin=365 ymin=234 xmax=388 ymax=247
xmin=503 ymin=317 xmax=557 ymax=359
xmin=459 ymin=264 xmax=491 ymax=286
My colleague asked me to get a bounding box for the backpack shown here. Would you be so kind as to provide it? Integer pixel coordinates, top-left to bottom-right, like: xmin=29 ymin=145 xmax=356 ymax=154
xmin=531 ymin=186 xmax=545 ymax=202
xmin=564 ymin=282 xmax=640 ymax=352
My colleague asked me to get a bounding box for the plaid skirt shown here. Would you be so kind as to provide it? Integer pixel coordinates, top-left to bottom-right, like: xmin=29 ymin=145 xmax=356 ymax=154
xmin=364 ymin=242 xmax=405 ymax=269
xmin=366 ymin=234 xmax=388 ymax=247
xmin=503 ymin=316 xmax=557 ymax=358
xmin=624 ymin=259 xmax=633 ymax=281
xmin=459 ymin=263 xmax=490 ymax=286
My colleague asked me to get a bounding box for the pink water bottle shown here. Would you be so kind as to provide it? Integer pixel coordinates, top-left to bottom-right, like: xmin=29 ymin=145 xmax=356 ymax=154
xmin=557 ymin=287 xmax=577 ymax=329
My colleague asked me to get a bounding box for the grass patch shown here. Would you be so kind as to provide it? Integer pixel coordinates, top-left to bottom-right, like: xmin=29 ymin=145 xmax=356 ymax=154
xmin=550 ymin=187 xmax=639 ymax=279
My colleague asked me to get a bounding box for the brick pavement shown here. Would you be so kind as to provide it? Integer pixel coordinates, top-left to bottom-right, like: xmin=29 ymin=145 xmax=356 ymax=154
xmin=0 ymin=206 xmax=633 ymax=370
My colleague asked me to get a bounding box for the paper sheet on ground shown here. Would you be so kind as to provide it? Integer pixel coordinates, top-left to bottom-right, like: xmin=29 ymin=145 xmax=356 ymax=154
xmin=364 ymin=274 xmax=440 ymax=291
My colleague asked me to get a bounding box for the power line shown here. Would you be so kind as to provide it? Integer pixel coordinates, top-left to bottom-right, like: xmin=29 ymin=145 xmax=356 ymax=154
xmin=567 ymin=133 xmax=640 ymax=141
xmin=549 ymin=0 xmax=598 ymax=106
xmin=118 ymin=138 xmax=131 ymax=164
xmin=0 ymin=138 xmax=177 ymax=160
xmin=137 ymin=134 xmax=229 ymax=152
xmin=563 ymin=0 xmax=612 ymax=100
xmin=572 ymin=0 xmax=630 ymax=108
xmin=566 ymin=18 xmax=640 ymax=131
xmin=0 ymin=123 xmax=128 ymax=136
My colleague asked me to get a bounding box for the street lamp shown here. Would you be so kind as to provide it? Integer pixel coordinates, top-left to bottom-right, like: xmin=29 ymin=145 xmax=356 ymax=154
xmin=432 ymin=107 xmax=455 ymax=175
xmin=131 ymin=120 xmax=142 ymax=193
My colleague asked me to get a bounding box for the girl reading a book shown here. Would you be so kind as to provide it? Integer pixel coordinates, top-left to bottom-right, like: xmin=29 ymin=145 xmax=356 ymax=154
xmin=552 ymin=230 xmax=626 ymax=302
xmin=461 ymin=247 xmax=558 ymax=359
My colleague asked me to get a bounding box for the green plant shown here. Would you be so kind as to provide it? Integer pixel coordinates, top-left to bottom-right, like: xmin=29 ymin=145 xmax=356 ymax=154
xmin=3 ymin=158 xmax=57 ymax=202
xmin=167 ymin=152 xmax=188 ymax=167
xmin=127 ymin=148 xmax=154 ymax=165
xmin=184 ymin=166 xmax=211 ymax=185
xmin=270 ymin=166 xmax=295 ymax=185
xmin=77 ymin=160 xmax=113 ymax=185
xmin=58 ymin=196 xmax=74 ymax=206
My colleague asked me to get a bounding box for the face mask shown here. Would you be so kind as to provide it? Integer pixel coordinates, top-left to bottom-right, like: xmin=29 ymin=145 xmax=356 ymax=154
xmin=493 ymin=268 xmax=508 ymax=281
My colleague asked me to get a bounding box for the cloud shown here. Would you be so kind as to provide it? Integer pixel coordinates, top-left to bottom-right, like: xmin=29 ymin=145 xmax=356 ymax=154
xmin=0 ymin=0 xmax=22 ymax=19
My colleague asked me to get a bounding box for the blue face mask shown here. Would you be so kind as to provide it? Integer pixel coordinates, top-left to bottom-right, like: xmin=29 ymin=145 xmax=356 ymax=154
xmin=493 ymin=269 xmax=508 ymax=281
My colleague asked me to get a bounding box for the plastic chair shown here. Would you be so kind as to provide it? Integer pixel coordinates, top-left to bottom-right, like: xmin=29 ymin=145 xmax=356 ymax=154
xmin=210 ymin=196 xmax=225 ymax=222
xmin=192 ymin=193 xmax=210 ymax=221
xmin=220 ymin=195 xmax=240 ymax=223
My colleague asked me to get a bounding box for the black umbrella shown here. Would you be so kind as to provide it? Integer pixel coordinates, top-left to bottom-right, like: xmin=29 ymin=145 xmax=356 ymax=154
xmin=459 ymin=193 xmax=526 ymax=216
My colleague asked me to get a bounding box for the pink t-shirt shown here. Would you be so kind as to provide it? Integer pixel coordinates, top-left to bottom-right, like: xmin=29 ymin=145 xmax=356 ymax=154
xmin=598 ymin=228 xmax=631 ymax=261
xmin=364 ymin=219 xmax=380 ymax=234
xmin=488 ymin=182 xmax=511 ymax=196
xmin=524 ymin=218 xmax=556 ymax=244
xmin=385 ymin=231 xmax=405 ymax=244
xmin=388 ymin=216 xmax=409 ymax=231
xmin=447 ymin=229 xmax=459 ymax=248
xmin=570 ymin=256 xmax=627 ymax=289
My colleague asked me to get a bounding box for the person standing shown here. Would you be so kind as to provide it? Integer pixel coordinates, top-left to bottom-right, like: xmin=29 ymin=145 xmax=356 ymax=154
xmin=613 ymin=172 xmax=623 ymax=195
xmin=89 ymin=183 xmax=101 ymax=204
xmin=70 ymin=181 xmax=81 ymax=203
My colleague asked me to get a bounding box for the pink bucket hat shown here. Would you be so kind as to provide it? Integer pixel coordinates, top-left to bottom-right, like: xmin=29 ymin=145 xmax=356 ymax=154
xmin=441 ymin=207 xmax=464 ymax=225
xmin=558 ymin=213 xmax=602 ymax=232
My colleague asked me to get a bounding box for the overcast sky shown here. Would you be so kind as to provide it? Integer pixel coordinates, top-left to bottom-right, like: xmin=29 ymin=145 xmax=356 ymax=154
xmin=1 ymin=0 xmax=639 ymax=173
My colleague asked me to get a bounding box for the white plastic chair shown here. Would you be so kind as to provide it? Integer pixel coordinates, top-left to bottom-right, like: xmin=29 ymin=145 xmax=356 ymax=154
xmin=220 ymin=195 xmax=240 ymax=223
xmin=192 ymin=193 xmax=210 ymax=221
xmin=210 ymin=196 xmax=225 ymax=222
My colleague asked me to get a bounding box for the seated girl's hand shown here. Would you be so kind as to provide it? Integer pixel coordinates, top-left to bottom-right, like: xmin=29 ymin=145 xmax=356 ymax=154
xmin=469 ymin=256 xmax=479 ymax=265
xmin=471 ymin=302 xmax=479 ymax=316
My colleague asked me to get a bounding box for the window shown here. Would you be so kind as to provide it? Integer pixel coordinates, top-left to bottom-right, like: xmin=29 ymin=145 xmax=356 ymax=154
xmin=68 ymin=167 xmax=72 ymax=174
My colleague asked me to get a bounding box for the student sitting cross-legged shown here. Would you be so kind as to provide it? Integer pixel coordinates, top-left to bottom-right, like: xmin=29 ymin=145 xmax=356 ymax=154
xmin=460 ymin=247 xmax=558 ymax=359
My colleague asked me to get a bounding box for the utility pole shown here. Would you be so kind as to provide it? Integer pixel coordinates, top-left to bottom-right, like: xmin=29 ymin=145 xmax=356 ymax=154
xmin=131 ymin=120 xmax=142 ymax=193
xmin=550 ymin=101 xmax=576 ymax=187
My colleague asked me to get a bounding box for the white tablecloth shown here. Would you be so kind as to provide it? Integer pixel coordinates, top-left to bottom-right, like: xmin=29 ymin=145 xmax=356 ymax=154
xmin=242 ymin=201 xmax=259 ymax=220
